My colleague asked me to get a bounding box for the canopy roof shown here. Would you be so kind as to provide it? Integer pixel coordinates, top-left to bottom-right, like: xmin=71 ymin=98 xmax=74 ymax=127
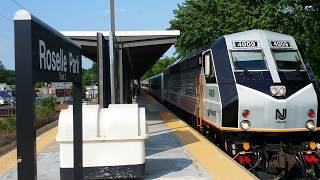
xmin=61 ymin=30 xmax=180 ymax=78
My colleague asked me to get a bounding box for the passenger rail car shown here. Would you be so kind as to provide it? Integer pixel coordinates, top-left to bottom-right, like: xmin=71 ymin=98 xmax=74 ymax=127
xmin=143 ymin=30 xmax=320 ymax=178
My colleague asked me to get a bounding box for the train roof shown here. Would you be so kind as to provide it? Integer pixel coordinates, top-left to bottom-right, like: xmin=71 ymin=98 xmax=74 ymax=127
xmin=163 ymin=29 xmax=297 ymax=74
xmin=223 ymin=29 xmax=297 ymax=50
xmin=163 ymin=58 xmax=184 ymax=71
xmin=145 ymin=73 xmax=162 ymax=81
xmin=223 ymin=29 xmax=293 ymax=41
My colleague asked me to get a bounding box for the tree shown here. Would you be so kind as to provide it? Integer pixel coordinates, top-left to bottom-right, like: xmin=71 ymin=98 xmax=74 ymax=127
xmin=170 ymin=0 xmax=320 ymax=78
xmin=141 ymin=56 xmax=177 ymax=80
xmin=0 ymin=60 xmax=15 ymax=84
xmin=82 ymin=63 xmax=98 ymax=96
xmin=0 ymin=60 xmax=5 ymax=83
xmin=0 ymin=61 xmax=4 ymax=70
xmin=4 ymin=70 xmax=15 ymax=85
xmin=82 ymin=63 xmax=98 ymax=87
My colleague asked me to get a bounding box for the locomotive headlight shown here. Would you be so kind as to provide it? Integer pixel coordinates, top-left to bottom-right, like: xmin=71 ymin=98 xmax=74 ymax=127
xmin=278 ymin=86 xmax=286 ymax=96
xmin=306 ymin=120 xmax=316 ymax=131
xmin=270 ymin=86 xmax=279 ymax=96
xmin=240 ymin=120 xmax=251 ymax=131
xmin=270 ymin=86 xmax=286 ymax=96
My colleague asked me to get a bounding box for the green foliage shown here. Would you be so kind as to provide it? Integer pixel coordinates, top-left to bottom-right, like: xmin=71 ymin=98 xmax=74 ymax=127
xmin=82 ymin=63 xmax=98 ymax=87
xmin=0 ymin=97 xmax=58 ymax=135
xmin=0 ymin=60 xmax=15 ymax=84
xmin=82 ymin=63 xmax=98 ymax=97
xmin=0 ymin=116 xmax=16 ymax=133
xmin=141 ymin=56 xmax=177 ymax=80
xmin=35 ymin=97 xmax=58 ymax=128
xmin=35 ymin=105 xmax=57 ymax=127
xmin=35 ymin=82 xmax=46 ymax=88
xmin=39 ymin=96 xmax=57 ymax=108
xmin=170 ymin=0 xmax=320 ymax=77
xmin=0 ymin=61 xmax=4 ymax=70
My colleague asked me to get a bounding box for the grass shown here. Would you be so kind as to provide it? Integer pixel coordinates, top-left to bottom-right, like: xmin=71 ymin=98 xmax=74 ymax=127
xmin=0 ymin=116 xmax=16 ymax=134
xmin=35 ymin=105 xmax=58 ymax=129
xmin=0 ymin=97 xmax=59 ymax=147
xmin=0 ymin=116 xmax=16 ymax=148
xmin=0 ymin=105 xmax=58 ymax=135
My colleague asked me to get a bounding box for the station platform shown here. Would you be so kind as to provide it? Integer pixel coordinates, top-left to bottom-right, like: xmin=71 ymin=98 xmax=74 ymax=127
xmin=0 ymin=92 xmax=256 ymax=179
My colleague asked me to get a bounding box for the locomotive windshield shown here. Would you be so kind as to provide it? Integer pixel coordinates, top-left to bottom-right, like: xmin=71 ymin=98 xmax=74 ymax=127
xmin=272 ymin=50 xmax=304 ymax=70
xmin=231 ymin=50 xmax=267 ymax=71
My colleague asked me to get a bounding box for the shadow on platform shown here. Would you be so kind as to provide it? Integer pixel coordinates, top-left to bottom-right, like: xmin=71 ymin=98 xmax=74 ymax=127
xmin=146 ymin=130 xmax=199 ymax=156
xmin=145 ymin=158 xmax=193 ymax=179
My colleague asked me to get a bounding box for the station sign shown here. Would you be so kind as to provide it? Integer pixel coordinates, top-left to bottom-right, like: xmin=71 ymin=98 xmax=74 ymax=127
xmin=31 ymin=17 xmax=81 ymax=82
xmin=14 ymin=10 xmax=83 ymax=180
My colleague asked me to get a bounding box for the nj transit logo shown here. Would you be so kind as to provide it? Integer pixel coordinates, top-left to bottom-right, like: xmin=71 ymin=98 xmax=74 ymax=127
xmin=275 ymin=109 xmax=287 ymax=123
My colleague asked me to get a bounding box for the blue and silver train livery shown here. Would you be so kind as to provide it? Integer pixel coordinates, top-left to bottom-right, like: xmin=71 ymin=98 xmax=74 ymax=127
xmin=142 ymin=29 xmax=320 ymax=178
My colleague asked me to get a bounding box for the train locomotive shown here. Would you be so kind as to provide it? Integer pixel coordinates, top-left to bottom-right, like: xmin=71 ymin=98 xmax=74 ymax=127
xmin=142 ymin=29 xmax=320 ymax=178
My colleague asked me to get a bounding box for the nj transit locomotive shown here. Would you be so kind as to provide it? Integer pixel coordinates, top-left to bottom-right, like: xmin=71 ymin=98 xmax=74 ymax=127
xmin=142 ymin=30 xmax=320 ymax=178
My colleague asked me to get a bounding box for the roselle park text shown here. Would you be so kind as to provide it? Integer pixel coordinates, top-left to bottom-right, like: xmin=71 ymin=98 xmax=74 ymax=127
xmin=38 ymin=39 xmax=80 ymax=79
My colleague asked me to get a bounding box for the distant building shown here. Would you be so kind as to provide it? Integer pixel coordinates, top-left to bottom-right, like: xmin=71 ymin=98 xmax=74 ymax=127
xmin=0 ymin=91 xmax=16 ymax=107
xmin=0 ymin=91 xmax=16 ymax=116
xmin=0 ymin=103 xmax=14 ymax=117
xmin=0 ymin=96 xmax=6 ymax=105
xmin=0 ymin=83 xmax=13 ymax=96
xmin=85 ymin=85 xmax=98 ymax=99
xmin=8 ymin=85 xmax=16 ymax=96
xmin=52 ymin=82 xmax=73 ymax=103
xmin=36 ymin=82 xmax=72 ymax=104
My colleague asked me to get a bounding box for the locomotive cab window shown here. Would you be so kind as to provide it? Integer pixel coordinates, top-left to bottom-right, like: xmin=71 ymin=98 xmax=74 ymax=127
xmin=202 ymin=50 xmax=216 ymax=83
xmin=272 ymin=50 xmax=305 ymax=71
xmin=231 ymin=50 xmax=268 ymax=71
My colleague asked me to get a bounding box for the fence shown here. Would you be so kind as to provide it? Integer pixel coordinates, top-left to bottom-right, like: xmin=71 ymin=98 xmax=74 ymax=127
xmin=0 ymin=106 xmax=15 ymax=117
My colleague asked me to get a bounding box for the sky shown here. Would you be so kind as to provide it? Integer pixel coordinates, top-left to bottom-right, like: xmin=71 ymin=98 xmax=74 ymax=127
xmin=0 ymin=0 xmax=185 ymax=69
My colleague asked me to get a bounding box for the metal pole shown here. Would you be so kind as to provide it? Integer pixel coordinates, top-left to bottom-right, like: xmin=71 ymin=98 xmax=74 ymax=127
xmin=119 ymin=46 xmax=123 ymax=103
xmin=98 ymin=33 xmax=104 ymax=107
xmin=15 ymin=18 xmax=37 ymax=180
xmin=109 ymin=0 xmax=116 ymax=103
xmin=73 ymin=82 xmax=83 ymax=180
xmin=109 ymin=32 xmax=115 ymax=104
xmin=110 ymin=0 xmax=115 ymax=34
xmin=97 ymin=33 xmax=111 ymax=108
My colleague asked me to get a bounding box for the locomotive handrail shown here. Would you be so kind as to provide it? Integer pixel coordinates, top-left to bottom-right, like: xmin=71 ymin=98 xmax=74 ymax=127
xmin=195 ymin=74 xmax=199 ymax=126
xmin=195 ymin=73 xmax=203 ymax=128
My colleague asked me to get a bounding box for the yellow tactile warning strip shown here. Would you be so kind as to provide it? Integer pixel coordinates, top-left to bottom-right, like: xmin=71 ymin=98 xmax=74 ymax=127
xmin=144 ymin=93 xmax=159 ymax=104
xmin=0 ymin=127 xmax=58 ymax=176
xmin=160 ymin=112 xmax=257 ymax=180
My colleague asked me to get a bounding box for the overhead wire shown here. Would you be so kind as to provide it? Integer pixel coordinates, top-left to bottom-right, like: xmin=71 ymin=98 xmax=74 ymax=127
xmin=10 ymin=0 xmax=26 ymax=10
xmin=0 ymin=13 xmax=13 ymax=23
xmin=1 ymin=0 xmax=31 ymax=24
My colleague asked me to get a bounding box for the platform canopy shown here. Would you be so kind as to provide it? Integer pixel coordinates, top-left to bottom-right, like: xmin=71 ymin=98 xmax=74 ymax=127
xmin=61 ymin=31 xmax=180 ymax=78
